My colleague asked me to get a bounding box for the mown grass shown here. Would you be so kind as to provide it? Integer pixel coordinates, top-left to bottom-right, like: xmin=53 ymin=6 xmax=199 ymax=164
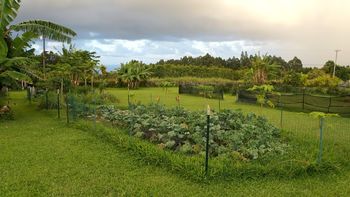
xmin=1 ymin=91 xmax=350 ymax=196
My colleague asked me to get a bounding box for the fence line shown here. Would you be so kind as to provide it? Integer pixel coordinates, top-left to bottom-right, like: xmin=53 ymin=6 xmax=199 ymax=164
xmin=237 ymin=90 xmax=350 ymax=115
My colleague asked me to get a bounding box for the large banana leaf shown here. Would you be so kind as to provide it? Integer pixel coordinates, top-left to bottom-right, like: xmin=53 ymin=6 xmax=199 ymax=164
xmin=0 ymin=0 xmax=20 ymax=32
xmin=0 ymin=56 xmax=30 ymax=70
xmin=0 ymin=37 xmax=7 ymax=58
xmin=11 ymin=31 xmax=38 ymax=57
xmin=11 ymin=20 xmax=76 ymax=43
xmin=0 ymin=70 xmax=32 ymax=83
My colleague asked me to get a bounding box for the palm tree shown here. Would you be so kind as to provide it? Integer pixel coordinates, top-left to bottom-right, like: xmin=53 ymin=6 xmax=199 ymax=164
xmin=1 ymin=0 xmax=76 ymax=80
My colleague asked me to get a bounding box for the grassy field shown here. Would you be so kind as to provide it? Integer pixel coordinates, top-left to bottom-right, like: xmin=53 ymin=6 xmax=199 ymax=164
xmin=1 ymin=90 xmax=350 ymax=196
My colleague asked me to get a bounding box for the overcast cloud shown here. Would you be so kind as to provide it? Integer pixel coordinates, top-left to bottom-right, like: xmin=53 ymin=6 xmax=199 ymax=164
xmin=15 ymin=0 xmax=350 ymax=68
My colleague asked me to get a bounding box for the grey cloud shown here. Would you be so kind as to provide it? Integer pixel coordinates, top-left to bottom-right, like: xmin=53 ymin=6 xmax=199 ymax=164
xmin=15 ymin=0 xmax=295 ymax=41
xmin=17 ymin=0 xmax=350 ymax=65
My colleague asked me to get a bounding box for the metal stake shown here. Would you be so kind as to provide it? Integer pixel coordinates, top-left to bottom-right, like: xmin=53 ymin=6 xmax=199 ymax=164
xmin=205 ymin=105 xmax=210 ymax=176
xmin=318 ymin=117 xmax=325 ymax=163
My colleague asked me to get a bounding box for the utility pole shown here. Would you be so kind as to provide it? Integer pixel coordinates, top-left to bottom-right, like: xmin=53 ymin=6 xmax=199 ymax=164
xmin=333 ymin=49 xmax=341 ymax=78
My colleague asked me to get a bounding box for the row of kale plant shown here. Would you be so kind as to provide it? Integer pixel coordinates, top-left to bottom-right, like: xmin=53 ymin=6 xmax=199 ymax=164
xmin=97 ymin=104 xmax=287 ymax=160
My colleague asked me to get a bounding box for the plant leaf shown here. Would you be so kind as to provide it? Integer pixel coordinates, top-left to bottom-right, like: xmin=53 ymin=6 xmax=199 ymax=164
xmin=0 ymin=70 xmax=32 ymax=83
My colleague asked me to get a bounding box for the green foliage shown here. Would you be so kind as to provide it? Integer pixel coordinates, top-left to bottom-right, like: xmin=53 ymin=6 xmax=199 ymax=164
xmin=288 ymin=57 xmax=303 ymax=71
xmin=150 ymin=64 xmax=241 ymax=80
xmin=248 ymin=85 xmax=275 ymax=107
xmin=76 ymin=92 xmax=118 ymax=105
xmin=149 ymin=77 xmax=238 ymax=87
xmin=37 ymin=91 xmax=60 ymax=109
xmin=11 ymin=20 xmax=76 ymax=43
xmin=306 ymin=74 xmax=341 ymax=88
xmin=0 ymin=0 xmax=76 ymax=89
xmin=0 ymin=37 xmax=8 ymax=58
xmin=283 ymin=72 xmax=307 ymax=87
xmin=179 ymin=84 xmax=223 ymax=99
xmin=116 ymin=60 xmax=152 ymax=89
xmin=0 ymin=57 xmax=35 ymax=87
xmin=309 ymin=112 xmax=339 ymax=119
xmin=0 ymin=70 xmax=32 ymax=83
xmin=98 ymin=104 xmax=286 ymax=160
xmin=251 ymin=56 xmax=281 ymax=84
xmin=0 ymin=0 xmax=21 ymax=32
xmin=9 ymin=31 xmax=37 ymax=57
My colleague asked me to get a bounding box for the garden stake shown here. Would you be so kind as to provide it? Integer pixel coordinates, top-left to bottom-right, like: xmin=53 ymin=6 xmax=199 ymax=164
xmin=27 ymin=87 xmax=31 ymax=102
xmin=327 ymin=96 xmax=332 ymax=113
xmin=45 ymin=89 xmax=49 ymax=110
xmin=66 ymin=94 xmax=69 ymax=124
xmin=280 ymin=103 xmax=283 ymax=129
xmin=57 ymin=89 xmax=60 ymax=119
xmin=317 ymin=117 xmax=324 ymax=163
xmin=302 ymin=88 xmax=305 ymax=110
xmin=93 ymin=97 xmax=96 ymax=130
xmin=205 ymin=105 xmax=210 ymax=176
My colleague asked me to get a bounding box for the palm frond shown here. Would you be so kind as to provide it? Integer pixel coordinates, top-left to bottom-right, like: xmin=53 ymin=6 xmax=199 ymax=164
xmin=11 ymin=20 xmax=76 ymax=42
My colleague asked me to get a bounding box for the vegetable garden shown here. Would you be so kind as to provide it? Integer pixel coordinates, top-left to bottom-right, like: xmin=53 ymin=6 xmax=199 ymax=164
xmin=32 ymin=87 xmax=347 ymax=180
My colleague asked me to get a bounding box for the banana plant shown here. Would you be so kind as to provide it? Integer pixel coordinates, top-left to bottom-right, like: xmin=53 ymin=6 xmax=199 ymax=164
xmin=0 ymin=0 xmax=76 ymax=87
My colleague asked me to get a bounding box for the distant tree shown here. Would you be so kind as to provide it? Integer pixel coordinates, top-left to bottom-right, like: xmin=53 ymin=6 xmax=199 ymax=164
xmin=226 ymin=56 xmax=241 ymax=68
xmin=240 ymin=51 xmax=251 ymax=67
xmin=322 ymin=60 xmax=350 ymax=81
xmin=251 ymin=56 xmax=280 ymax=84
xmin=288 ymin=57 xmax=303 ymax=71
xmin=118 ymin=60 xmax=152 ymax=89
xmin=283 ymin=71 xmax=307 ymax=86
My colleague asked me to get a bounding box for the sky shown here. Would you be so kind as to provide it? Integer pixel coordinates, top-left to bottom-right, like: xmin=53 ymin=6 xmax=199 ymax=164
xmin=14 ymin=0 xmax=350 ymax=69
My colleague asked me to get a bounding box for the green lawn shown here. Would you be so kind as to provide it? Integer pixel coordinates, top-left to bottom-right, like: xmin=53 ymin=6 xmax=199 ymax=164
xmin=1 ymin=91 xmax=350 ymax=196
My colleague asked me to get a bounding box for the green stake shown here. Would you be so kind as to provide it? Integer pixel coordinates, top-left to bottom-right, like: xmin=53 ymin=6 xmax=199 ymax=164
xmin=318 ymin=117 xmax=325 ymax=163
xmin=57 ymin=89 xmax=60 ymax=119
xmin=205 ymin=105 xmax=211 ymax=176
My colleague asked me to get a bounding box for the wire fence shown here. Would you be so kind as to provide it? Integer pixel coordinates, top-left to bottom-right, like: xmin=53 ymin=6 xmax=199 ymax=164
xmin=237 ymin=90 xmax=350 ymax=116
xmin=35 ymin=89 xmax=350 ymax=166
xmin=179 ymin=84 xmax=224 ymax=99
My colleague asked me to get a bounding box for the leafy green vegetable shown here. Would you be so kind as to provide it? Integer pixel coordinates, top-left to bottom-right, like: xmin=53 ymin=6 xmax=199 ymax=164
xmin=98 ymin=104 xmax=287 ymax=160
